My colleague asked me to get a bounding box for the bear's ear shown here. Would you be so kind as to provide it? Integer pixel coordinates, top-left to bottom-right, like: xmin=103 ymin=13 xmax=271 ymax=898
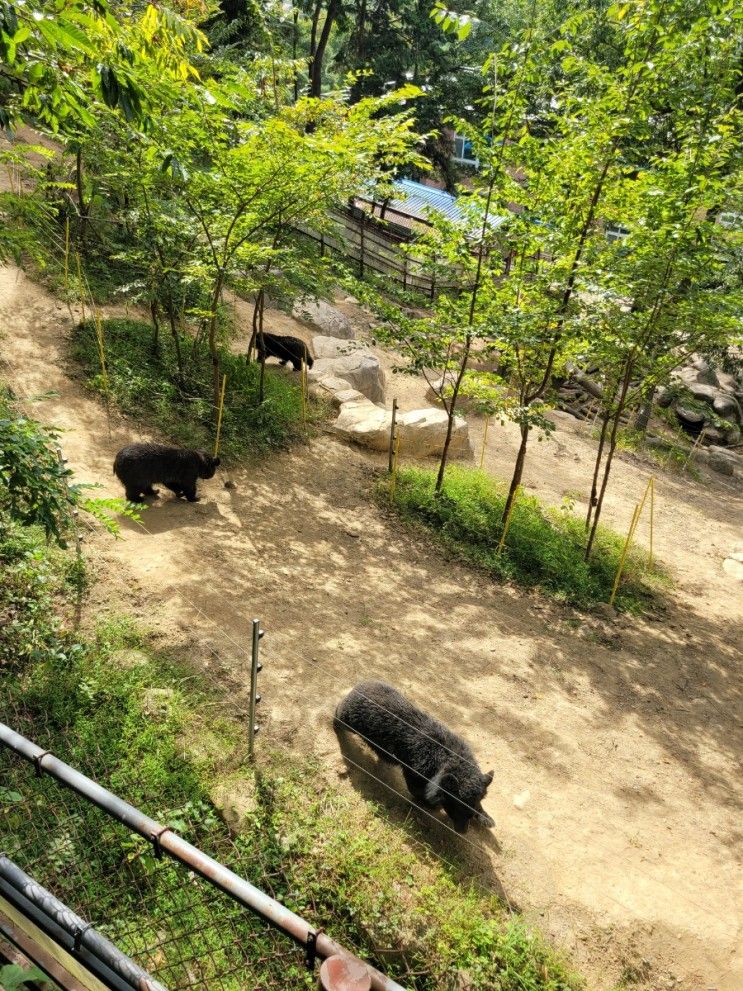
xmin=482 ymin=770 xmax=494 ymax=789
xmin=213 ymin=457 xmax=221 ymax=467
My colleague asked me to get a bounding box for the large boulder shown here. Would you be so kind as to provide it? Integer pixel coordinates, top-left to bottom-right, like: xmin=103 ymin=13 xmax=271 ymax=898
xmin=333 ymin=399 xmax=389 ymax=448
xmin=309 ymin=336 xmax=386 ymax=404
xmin=292 ymin=296 xmax=354 ymax=339
xmin=333 ymin=400 xmax=471 ymax=458
xmin=398 ymin=408 xmax=471 ymax=457
xmin=671 ymin=354 xmax=743 ymax=447
xmin=700 ymin=445 xmax=739 ymax=476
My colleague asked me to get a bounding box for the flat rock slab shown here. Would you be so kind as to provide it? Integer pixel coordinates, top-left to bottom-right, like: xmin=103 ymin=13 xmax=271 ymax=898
xmin=334 ymin=399 xmax=471 ymax=458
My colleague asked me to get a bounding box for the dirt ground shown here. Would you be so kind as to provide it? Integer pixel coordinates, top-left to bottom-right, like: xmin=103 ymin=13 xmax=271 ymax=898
xmin=1 ymin=263 xmax=741 ymax=991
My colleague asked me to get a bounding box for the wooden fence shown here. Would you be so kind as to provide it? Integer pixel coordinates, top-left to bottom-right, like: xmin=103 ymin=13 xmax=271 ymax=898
xmin=294 ymin=205 xmax=466 ymax=299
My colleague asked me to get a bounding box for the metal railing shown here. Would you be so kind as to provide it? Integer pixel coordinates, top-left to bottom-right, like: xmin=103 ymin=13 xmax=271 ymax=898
xmin=0 ymin=855 xmax=167 ymax=991
xmin=0 ymin=721 xmax=405 ymax=991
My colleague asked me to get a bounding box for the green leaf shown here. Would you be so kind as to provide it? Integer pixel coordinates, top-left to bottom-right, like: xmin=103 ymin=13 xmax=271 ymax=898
xmin=36 ymin=17 xmax=96 ymax=56
xmin=0 ymin=788 xmax=23 ymax=803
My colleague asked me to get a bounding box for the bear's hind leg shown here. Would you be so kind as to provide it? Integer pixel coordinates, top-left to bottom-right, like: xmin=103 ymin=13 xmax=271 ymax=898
xmin=182 ymin=483 xmax=199 ymax=502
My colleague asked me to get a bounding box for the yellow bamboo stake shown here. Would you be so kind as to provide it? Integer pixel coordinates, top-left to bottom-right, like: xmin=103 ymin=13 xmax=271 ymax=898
xmin=63 ymin=217 xmax=70 ymax=291
xmin=479 ymin=417 xmax=491 ymax=470
xmin=93 ymin=308 xmax=107 ymax=387
xmin=609 ymin=502 xmax=641 ymax=607
xmin=389 ymin=432 xmax=401 ymax=501
xmin=75 ymin=252 xmax=86 ymax=325
xmin=301 ymin=361 xmax=307 ymax=423
xmin=648 ymin=477 xmax=655 ymax=567
xmin=214 ymin=374 xmax=228 ymax=458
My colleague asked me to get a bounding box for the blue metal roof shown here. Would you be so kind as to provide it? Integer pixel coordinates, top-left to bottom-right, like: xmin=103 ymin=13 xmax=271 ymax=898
xmin=392 ymin=179 xmax=465 ymax=224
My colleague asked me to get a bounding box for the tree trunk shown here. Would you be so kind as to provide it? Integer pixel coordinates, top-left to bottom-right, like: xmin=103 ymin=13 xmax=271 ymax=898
xmin=164 ymin=296 xmax=185 ymax=387
xmin=208 ymin=273 xmax=225 ymax=412
xmin=434 ymin=336 xmax=472 ymax=494
xmin=585 ymin=411 xmax=610 ymax=531
xmin=350 ymin=0 xmax=366 ymax=103
xmin=585 ymin=360 xmax=633 ymax=560
xmin=501 ymin=421 xmax=529 ymax=531
xmin=292 ymin=8 xmax=299 ymax=103
xmin=309 ymin=0 xmax=338 ymax=98
xmin=257 ymin=292 xmax=266 ymax=404
xmin=246 ymin=288 xmax=264 ymax=361
xmin=632 ymin=382 xmax=656 ymax=434
xmin=150 ymin=299 xmax=160 ymax=353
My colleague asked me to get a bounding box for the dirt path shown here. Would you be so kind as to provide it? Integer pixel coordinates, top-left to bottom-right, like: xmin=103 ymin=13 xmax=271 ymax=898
xmin=1 ymin=264 xmax=741 ymax=991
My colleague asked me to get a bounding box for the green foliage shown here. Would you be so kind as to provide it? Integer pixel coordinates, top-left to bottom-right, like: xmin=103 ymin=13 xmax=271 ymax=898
xmin=0 ymin=390 xmax=140 ymax=542
xmin=72 ymin=318 xmax=317 ymax=459
xmin=0 ymin=0 xmax=205 ymax=133
xmin=0 ymin=515 xmax=85 ymax=672
xmin=0 ymin=400 xmax=77 ymax=544
xmin=0 ymin=964 xmax=52 ymax=990
xmin=384 ymin=466 xmax=668 ymax=611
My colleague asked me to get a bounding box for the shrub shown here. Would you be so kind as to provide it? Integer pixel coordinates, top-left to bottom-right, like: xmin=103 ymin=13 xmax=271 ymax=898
xmin=384 ymin=466 xmax=669 ymax=611
xmin=71 ymin=319 xmax=324 ymax=461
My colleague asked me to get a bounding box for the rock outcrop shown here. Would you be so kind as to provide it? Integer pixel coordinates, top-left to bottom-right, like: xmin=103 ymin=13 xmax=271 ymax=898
xmin=334 ymin=399 xmax=471 ymax=458
xmin=292 ymin=297 xmax=355 ymax=339
xmin=308 ymin=336 xmax=386 ymax=404
xmin=665 ymin=356 xmax=743 ymax=446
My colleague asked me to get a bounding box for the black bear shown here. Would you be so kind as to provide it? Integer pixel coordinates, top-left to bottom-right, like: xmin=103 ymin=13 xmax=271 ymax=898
xmin=255 ymin=332 xmax=313 ymax=371
xmin=335 ymin=681 xmax=494 ymax=833
xmin=113 ymin=443 xmax=220 ymax=503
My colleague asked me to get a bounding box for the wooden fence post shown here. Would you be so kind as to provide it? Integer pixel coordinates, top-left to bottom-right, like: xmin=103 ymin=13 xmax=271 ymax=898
xmin=359 ymin=210 xmax=365 ymax=279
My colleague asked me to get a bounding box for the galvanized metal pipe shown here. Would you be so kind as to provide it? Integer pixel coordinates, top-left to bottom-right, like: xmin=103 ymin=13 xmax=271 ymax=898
xmin=0 ymin=723 xmax=406 ymax=991
xmin=0 ymin=855 xmax=167 ymax=991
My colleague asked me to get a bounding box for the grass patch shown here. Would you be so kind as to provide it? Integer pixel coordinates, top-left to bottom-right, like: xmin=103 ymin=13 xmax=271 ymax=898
xmin=71 ymin=318 xmax=327 ymax=461
xmin=383 ymin=466 xmax=670 ymax=612
xmin=612 ymin=428 xmax=700 ymax=478
xmin=0 ymin=513 xmax=586 ymax=991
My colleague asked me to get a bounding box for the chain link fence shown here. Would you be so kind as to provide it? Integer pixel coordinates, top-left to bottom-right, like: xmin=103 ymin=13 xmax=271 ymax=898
xmin=0 ymin=699 xmax=320 ymax=991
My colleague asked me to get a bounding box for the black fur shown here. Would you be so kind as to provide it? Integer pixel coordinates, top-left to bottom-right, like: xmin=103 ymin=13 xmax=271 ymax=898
xmin=335 ymin=681 xmax=494 ymax=833
xmin=255 ymin=332 xmax=313 ymax=371
xmin=113 ymin=443 xmax=220 ymax=503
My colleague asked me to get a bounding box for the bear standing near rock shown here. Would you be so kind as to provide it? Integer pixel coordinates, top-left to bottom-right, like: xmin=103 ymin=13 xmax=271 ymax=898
xmin=113 ymin=443 xmax=220 ymax=503
xmin=255 ymin=332 xmax=313 ymax=371
xmin=335 ymin=681 xmax=494 ymax=834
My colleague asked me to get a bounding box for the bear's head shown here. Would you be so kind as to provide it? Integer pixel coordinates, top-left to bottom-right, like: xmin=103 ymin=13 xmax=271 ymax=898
xmin=196 ymin=452 xmax=221 ymax=479
xmin=426 ymin=765 xmax=494 ymax=834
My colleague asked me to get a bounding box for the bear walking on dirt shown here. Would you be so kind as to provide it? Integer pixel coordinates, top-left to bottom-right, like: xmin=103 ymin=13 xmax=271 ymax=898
xmin=113 ymin=443 xmax=220 ymax=503
xmin=335 ymin=681 xmax=495 ymax=833
xmin=255 ymin=332 xmax=313 ymax=371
